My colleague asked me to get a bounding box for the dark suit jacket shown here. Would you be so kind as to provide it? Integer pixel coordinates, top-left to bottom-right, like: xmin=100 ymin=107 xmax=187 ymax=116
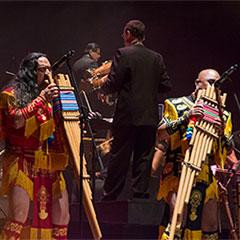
xmin=101 ymin=44 xmax=171 ymax=127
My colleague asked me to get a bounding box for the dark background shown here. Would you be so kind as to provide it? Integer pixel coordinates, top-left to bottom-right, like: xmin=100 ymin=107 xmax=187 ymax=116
xmin=0 ymin=1 xmax=239 ymax=129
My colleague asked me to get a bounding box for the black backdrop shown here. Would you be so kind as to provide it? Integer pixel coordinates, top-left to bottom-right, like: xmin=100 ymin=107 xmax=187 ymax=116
xmin=0 ymin=1 xmax=240 ymax=129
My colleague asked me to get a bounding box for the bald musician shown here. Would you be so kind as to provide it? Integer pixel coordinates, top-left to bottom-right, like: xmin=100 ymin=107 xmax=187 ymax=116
xmin=153 ymin=69 xmax=238 ymax=240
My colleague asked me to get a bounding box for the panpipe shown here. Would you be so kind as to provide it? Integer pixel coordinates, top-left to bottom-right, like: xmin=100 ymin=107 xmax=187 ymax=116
xmin=53 ymin=74 xmax=102 ymax=240
xmin=169 ymin=85 xmax=227 ymax=240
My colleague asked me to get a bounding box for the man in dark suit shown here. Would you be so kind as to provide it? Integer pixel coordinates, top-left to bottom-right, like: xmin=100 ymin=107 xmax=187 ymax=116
xmin=100 ymin=19 xmax=172 ymax=201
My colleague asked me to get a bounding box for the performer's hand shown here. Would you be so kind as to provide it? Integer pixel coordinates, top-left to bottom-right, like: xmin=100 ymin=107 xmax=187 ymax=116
xmin=188 ymin=101 xmax=204 ymax=119
xmin=40 ymin=82 xmax=59 ymax=102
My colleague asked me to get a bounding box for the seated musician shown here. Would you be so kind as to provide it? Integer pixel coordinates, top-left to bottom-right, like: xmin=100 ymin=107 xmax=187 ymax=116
xmin=153 ymin=69 xmax=238 ymax=240
xmin=73 ymin=42 xmax=115 ymax=113
xmin=73 ymin=42 xmax=101 ymax=82
xmin=0 ymin=52 xmax=70 ymax=239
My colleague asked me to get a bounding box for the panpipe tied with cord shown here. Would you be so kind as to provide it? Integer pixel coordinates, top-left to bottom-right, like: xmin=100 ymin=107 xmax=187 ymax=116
xmin=169 ymin=84 xmax=227 ymax=240
xmin=54 ymin=73 xmax=102 ymax=240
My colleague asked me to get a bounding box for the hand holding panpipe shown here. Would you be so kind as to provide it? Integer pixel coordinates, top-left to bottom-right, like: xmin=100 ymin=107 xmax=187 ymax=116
xmin=39 ymin=74 xmax=59 ymax=102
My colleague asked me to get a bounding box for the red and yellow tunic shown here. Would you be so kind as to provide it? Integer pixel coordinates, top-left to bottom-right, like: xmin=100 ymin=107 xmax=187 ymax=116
xmin=0 ymin=86 xmax=69 ymax=239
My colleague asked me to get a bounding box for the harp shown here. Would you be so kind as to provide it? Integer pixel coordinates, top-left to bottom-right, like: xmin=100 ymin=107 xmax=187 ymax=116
xmin=169 ymin=85 xmax=227 ymax=239
xmin=54 ymin=73 xmax=102 ymax=240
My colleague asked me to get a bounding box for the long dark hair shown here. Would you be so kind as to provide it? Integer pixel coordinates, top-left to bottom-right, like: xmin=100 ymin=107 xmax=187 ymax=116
xmin=14 ymin=52 xmax=46 ymax=107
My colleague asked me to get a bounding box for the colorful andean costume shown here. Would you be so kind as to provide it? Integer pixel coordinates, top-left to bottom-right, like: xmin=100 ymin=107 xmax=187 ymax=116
xmin=0 ymin=86 xmax=69 ymax=239
xmin=157 ymin=95 xmax=232 ymax=240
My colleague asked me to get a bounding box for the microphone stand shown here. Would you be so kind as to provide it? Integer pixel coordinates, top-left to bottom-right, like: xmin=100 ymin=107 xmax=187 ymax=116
xmin=65 ymin=58 xmax=104 ymax=237
xmin=214 ymin=64 xmax=240 ymax=178
xmin=215 ymin=64 xmax=240 ymax=116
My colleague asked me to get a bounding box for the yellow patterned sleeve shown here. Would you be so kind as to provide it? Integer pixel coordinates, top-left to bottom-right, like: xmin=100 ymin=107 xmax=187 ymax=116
xmin=164 ymin=99 xmax=178 ymax=121
xmin=224 ymin=112 xmax=232 ymax=138
xmin=164 ymin=99 xmax=181 ymax=151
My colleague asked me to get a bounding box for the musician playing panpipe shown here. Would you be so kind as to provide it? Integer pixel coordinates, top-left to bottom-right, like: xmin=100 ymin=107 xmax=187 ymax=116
xmin=153 ymin=69 xmax=238 ymax=240
xmin=0 ymin=53 xmax=70 ymax=239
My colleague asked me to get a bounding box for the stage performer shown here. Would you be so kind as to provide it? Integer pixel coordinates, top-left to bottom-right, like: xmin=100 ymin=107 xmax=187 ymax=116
xmin=154 ymin=69 xmax=238 ymax=239
xmin=0 ymin=52 xmax=70 ymax=239
xmin=73 ymin=42 xmax=101 ymax=81
xmin=99 ymin=19 xmax=172 ymax=201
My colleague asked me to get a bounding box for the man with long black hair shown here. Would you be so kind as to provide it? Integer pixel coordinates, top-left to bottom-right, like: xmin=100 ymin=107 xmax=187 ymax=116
xmin=0 ymin=52 xmax=70 ymax=239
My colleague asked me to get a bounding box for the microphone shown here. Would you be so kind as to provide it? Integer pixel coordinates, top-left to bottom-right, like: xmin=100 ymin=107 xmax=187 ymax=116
xmin=51 ymin=50 xmax=75 ymax=71
xmin=214 ymin=64 xmax=239 ymax=87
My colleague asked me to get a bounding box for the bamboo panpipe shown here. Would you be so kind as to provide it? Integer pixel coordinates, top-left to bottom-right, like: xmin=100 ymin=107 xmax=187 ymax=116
xmin=54 ymin=74 xmax=102 ymax=240
xmin=169 ymin=85 xmax=226 ymax=240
